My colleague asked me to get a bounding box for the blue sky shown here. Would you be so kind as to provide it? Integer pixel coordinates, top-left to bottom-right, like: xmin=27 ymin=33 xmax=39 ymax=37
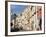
xmin=10 ymin=5 xmax=28 ymax=15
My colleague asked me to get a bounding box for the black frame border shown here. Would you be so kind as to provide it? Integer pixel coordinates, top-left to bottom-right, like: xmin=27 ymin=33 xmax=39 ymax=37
xmin=5 ymin=1 xmax=45 ymax=36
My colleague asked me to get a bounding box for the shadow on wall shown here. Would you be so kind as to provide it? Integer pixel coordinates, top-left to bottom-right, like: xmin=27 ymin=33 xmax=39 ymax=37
xmin=5 ymin=0 xmax=19 ymax=1
xmin=5 ymin=36 xmax=15 ymax=37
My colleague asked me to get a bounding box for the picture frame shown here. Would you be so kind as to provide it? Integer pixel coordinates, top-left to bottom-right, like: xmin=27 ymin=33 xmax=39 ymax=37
xmin=5 ymin=1 xmax=45 ymax=36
